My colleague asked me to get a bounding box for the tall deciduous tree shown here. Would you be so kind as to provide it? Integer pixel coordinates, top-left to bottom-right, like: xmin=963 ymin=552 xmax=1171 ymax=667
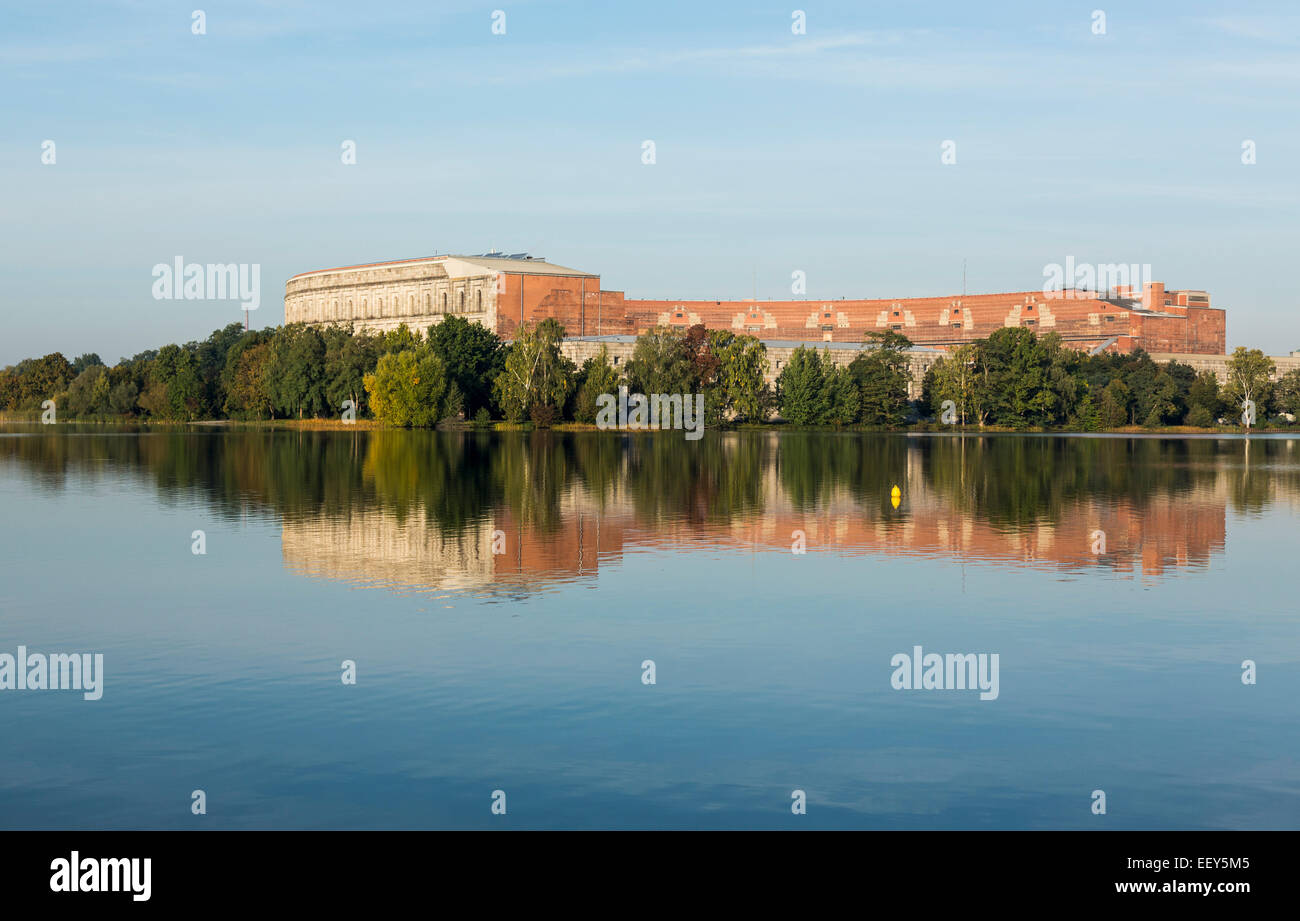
xmin=573 ymin=346 xmax=622 ymax=423
xmin=849 ymin=330 xmax=912 ymax=427
xmin=705 ymin=330 xmax=770 ymax=423
xmin=267 ymin=324 xmax=327 ymax=419
xmin=1223 ymin=347 xmax=1275 ymax=428
xmin=928 ymin=343 xmax=976 ymax=425
xmin=493 ymin=318 xmax=574 ymax=425
xmin=777 ymin=346 xmax=831 ymax=425
xmin=363 ymin=347 xmax=452 ymax=427
xmin=625 ymin=326 xmax=694 ymax=396
xmin=426 ymin=315 xmax=504 ymax=418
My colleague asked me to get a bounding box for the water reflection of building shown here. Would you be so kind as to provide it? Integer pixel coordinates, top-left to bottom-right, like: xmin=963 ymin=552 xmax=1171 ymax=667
xmin=280 ymin=463 xmax=1229 ymax=594
xmin=281 ymin=512 xmax=498 ymax=594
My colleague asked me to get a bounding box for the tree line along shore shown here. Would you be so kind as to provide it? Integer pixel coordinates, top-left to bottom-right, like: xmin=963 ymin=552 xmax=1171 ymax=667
xmin=2 ymin=318 xmax=1295 ymax=431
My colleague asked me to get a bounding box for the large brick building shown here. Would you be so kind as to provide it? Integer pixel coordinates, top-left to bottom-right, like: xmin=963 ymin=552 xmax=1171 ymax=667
xmin=284 ymin=253 xmax=1225 ymax=355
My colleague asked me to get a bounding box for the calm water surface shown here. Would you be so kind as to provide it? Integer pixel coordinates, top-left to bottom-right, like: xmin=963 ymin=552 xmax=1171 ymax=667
xmin=1 ymin=426 xmax=1297 ymax=829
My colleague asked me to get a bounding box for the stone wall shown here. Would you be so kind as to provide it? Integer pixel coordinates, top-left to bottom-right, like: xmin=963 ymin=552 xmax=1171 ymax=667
xmin=284 ymin=260 xmax=497 ymax=336
xmin=1149 ymin=351 xmax=1300 ymax=384
xmin=560 ymin=337 xmax=943 ymax=400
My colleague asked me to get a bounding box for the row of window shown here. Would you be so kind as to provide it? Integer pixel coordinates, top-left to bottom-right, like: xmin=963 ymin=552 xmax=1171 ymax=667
xmin=297 ymin=288 xmax=484 ymax=322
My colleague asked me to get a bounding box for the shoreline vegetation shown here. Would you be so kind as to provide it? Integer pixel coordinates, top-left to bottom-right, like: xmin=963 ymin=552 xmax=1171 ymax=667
xmin=3 ymin=317 xmax=1297 ymax=434
xmin=4 ymin=414 xmax=1298 ymax=437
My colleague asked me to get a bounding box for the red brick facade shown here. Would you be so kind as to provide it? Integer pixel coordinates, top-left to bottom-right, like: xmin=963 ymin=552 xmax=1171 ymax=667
xmin=528 ymin=277 xmax=1224 ymax=355
xmin=285 ymin=254 xmax=1224 ymax=356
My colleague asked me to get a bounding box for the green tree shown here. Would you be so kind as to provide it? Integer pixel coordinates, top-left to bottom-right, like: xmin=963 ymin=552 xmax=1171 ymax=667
xmin=194 ymin=324 xmax=247 ymax=417
xmin=777 ymin=346 xmax=830 ymax=424
xmin=0 ymin=368 xmax=19 ymax=410
xmin=928 ymin=343 xmax=977 ymax=425
xmin=64 ymin=364 xmax=112 ymax=417
xmin=1142 ymin=370 xmax=1180 ymax=427
xmin=71 ymin=353 xmax=103 ymax=376
xmin=426 ymin=316 xmax=504 ymax=417
xmin=363 ymin=347 xmax=452 ymax=427
xmin=825 ymin=365 xmax=860 ymax=426
xmin=224 ymin=341 xmax=275 ymax=419
xmin=706 ymin=330 xmax=770 ymax=423
xmin=15 ymin=353 xmax=74 ymax=409
xmin=976 ymin=328 xmax=1056 ymax=427
xmin=493 ymin=318 xmax=574 ymax=425
xmin=1185 ymin=404 xmax=1215 ymax=427
xmin=267 ymin=324 xmax=327 ymax=419
xmin=573 ymin=346 xmax=622 ymax=423
xmin=1099 ymin=378 xmax=1131 ymax=428
xmin=1187 ymin=370 xmax=1223 ymax=423
xmin=1223 ymin=346 xmax=1275 ymax=428
xmin=849 ymin=331 xmax=912 ymax=427
xmin=1273 ymin=368 xmax=1300 ymax=419
xmin=378 ymin=323 xmax=421 ymax=355
xmin=625 ymin=326 xmax=694 ymax=396
xmin=144 ymin=344 xmax=203 ymax=420
xmin=322 ymin=325 xmax=378 ymax=419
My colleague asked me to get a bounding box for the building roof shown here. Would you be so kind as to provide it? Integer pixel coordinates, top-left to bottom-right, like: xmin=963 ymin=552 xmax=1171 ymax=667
xmin=288 ymin=253 xmax=597 ymax=281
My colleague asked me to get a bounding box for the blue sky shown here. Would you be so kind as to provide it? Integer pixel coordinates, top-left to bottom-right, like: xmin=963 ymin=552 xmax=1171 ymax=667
xmin=3 ymin=0 xmax=1298 ymax=364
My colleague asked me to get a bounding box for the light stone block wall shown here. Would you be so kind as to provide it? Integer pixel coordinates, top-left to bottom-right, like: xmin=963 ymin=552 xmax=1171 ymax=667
xmin=1149 ymin=352 xmax=1300 ymax=385
xmin=560 ymin=339 xmax=944 ymax=400
xmin=285 ymin=262 xmax=499 ymax=336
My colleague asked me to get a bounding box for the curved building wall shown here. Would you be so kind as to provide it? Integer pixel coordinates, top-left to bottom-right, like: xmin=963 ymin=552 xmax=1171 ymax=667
xmin=284 ymin=257 xmax=499 ymax=336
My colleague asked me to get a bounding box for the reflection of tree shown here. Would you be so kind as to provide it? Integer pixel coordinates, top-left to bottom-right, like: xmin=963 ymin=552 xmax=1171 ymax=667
xmin=1227 ymin=439 xmax=1275 ymax=515
xmin=5 ymin=425 xmax=1300 ymax=550
xmin=491 ymin=431 xmax=571 ymax=535
xmin=363 ymin=430 xmax=494 ymax=532
xmin=777 ymin=432 xmax=912 ymax=521
xmin=624 ymin=433 xmax=767 ymax=526
xmin=918 ymin=436 xmax=1236 ymax=528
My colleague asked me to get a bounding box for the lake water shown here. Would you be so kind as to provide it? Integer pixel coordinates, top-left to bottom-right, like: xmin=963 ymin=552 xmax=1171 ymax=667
xmin=1 ymin=426 xmax=1297 ymax=829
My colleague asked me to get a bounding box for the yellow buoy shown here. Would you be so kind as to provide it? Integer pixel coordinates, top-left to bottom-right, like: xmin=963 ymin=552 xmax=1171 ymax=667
xmin=890 ymin=485 xmax=901 ymax=509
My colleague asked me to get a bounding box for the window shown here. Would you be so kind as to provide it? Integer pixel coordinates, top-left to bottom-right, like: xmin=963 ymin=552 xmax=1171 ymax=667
xmin=410 ymin=294 xmax=416 ymax=313
xmin=893 ymin=311 xmax=900 ymax=317
xmin=476 ymin=290 xmax=482 ymax=311
xmin=1025 ymin=319 xmax=1036 ymax=326
xmin=1026 ymin=305 xmax=1033 ymax=311
xmin=891 ymin=324 xmax=902 ymax=331
xmin=953 ymin=308 xmax=960 ymax=314
xmin=459 ymin=292 xmax=465 ymax=311
xmin=425 ymin=293 xmax=431 ymax=309
xmin=613 ymin=356 xmax=620 ymax=365
xmin=442 ymin=293 xmax=447 ymax=311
